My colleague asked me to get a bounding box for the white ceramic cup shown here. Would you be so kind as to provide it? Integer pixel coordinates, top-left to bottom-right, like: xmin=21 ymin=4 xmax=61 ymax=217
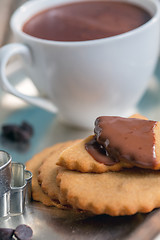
xmin=0 ymin=0 xmax=160 ymax=129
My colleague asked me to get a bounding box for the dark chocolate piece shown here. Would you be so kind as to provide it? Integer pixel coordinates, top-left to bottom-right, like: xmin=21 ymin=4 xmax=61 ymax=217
xmin=1 ymin=122 xmax=33 ymax=143
xmin=21 ymin=122 xmax=33 ymax=137
xmin=0 ymin=228 xmax=14 ymax=240
xmin=14 ymin=225 xmax=33 ymax=240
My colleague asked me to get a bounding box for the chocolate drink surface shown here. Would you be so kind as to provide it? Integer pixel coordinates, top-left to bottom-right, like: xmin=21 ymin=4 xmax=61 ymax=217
xmin=23 ymin=1 xmax=151 ymax=42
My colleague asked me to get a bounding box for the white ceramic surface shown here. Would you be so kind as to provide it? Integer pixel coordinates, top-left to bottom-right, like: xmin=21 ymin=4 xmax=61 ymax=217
xmin=0 ymin=0 xmax=160 ymax=128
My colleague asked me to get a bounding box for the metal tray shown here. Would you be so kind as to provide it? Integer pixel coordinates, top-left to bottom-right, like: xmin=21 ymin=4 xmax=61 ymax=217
xmin=1 ymin=61 xmax=160 ymax=240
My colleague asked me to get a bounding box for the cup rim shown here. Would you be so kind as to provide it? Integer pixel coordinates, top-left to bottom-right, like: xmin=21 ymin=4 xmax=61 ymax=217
xmin=11 ymin=0 xmax=160 ymax=46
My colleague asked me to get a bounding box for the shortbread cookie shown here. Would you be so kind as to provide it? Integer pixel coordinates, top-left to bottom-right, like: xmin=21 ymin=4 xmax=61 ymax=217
xmin=129 ymin=113 xmax=148 ymax=120
xmin=26 ymin=146 xmax=60 ymax=206
xmin=26 ymin=146 xmax=68 ymax=208
xmin=38 ymin=140 xmax=80 ymax=204
xmin=57 ymin=135 xmax=132 ymax=173
xmin=57 ymin=167 xmax=160 ymax=216
xmin=57 ymin=113 xmax=160 ymax=172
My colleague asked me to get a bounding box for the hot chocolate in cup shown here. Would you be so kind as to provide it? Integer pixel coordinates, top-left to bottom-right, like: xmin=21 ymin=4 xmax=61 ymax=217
xmin=0 ymin=0 xmax=160 ymax=129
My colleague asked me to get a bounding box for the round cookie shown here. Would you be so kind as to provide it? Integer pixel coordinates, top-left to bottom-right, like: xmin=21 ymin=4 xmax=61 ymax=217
xmin=38 ymin=140 xmax=80 ymax=205
xmin=26 ymin=145 xmax=67 ymax=208
xmin=56 ymin=168 xmax=160 ymax=216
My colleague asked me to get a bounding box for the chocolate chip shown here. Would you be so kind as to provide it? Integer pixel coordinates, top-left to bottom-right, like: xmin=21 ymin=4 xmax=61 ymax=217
xmin=1 ymin=122 xmax=33 ymax=143
xmin=0 ymin=228 xmax=14 ymax=240
xmin=14 ymin=225 xmax=33 ymax=240
xmin=20 ymin=122 xmax=33 ymax=137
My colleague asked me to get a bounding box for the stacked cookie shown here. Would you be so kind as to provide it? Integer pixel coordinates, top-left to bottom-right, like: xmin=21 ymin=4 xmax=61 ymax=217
xmin=26 ymin=114 xmax=160 ymax=216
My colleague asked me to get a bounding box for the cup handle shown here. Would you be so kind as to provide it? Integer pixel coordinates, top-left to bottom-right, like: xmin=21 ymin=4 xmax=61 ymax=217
xmin=0 ymin=43 xmax=57 ymax=113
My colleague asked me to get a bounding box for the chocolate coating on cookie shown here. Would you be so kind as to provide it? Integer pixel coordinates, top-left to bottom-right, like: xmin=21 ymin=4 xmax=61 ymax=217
xmin=85 ymin=136 xmax=120 ymax=165
xmin=95 ymin=116 xmax=156 ymax=168
xmin=87 ymin=116 xmax=157 ymax=168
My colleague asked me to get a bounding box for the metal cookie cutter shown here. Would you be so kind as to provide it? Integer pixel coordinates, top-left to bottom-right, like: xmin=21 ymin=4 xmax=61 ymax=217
xmin=10 ymin=162 xmax=32 ymax=215
xmin=0 ymin=150 xmax=12 ymax=218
